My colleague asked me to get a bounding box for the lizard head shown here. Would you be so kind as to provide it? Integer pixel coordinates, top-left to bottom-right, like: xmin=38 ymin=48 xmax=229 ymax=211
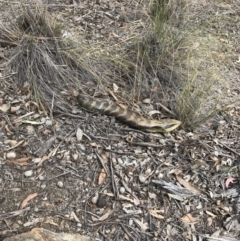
xmin=143 ymin=119 xmax=182 ymax=133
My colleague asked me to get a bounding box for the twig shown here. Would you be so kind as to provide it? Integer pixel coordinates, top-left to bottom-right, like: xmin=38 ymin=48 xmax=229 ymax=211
xmin=199 ymin=235 xmax=239 ymax=241
xmin=34 ymin=136 xmax=56 ymax=156
xmin=55 ymin=165 xmax=83 ymax=178
xmin=1 ymin=114 xmax=17 ymax=132
xmin=122 ymin=223 xmax=154 ymax=238
xmin=108 ymin=88 xmax=119 ymax=102
xmin=99 ymin=230 xmax=108 ymax=239
xmin=50 ymin=92 xmax=55 ymax=114
xmin=104 ymin=148 xmax=138 ymax=156
xmin=110 ymin=157 xmax=119 ymax=200
xmin=218 ymin=141 xmax=240 ymax=157
xmin=95 ymin=151 xmax=110 ymax=176
xmin=53 ymin=110 xmax=84 ymax=118
xmin=120 ymin=224 xmax=135 ymax=241
xmin=156 ymin=102 xmax=175 ymax=116
xmin=0 ymin=72 xmax=16 ymax=79
xmin=122 ymin=128 xmax=151 ymax=136
xmin=13 ymin=112 xmax=35 ymax=124
xmin=118 ymin=210 xmax=142 ymax=219
xmin=127 ymin=141 xmax=164 ymax=148
xmin=0 ymin=207 xmax=30 ymax=221
xmin=107 ymin=139 xmax=120 ymax=200
xmin=47 ymin=171 xmax=71 ymax=181
xmin=52 ymin=126 xmax=78 ymax=156
xmin=6 ymin=140 xmax=24 ymax=151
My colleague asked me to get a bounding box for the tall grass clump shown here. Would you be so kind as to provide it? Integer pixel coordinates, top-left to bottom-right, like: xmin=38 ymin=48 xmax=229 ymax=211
xmin=0 ymin=1 xmax=100 ymax=111
xmin=130 ymin=0 xmax=227 ymax=128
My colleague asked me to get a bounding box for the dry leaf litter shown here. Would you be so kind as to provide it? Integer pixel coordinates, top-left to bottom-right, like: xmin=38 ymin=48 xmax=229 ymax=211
xmin=0 ymin=0 xmax=240 ymax=241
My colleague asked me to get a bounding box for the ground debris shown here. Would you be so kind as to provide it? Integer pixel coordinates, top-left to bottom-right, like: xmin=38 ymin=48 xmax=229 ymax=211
xmin=3 ymin=228 xmax=91 ymax=241
xmin=0 ymin=0 xmax=239 ymax=241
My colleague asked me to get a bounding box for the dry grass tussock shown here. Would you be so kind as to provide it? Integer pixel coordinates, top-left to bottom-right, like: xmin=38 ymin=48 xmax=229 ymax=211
xmin=0 ymin=0 xmax=230 ymax=128
xmin=0 ymin=1 xmax=106 ymax=111
xmin=131 ymin=0 xmax=229 ymax=128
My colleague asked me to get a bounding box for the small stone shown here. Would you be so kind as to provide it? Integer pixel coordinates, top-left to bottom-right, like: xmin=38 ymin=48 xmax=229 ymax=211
xmin=128 ymin=172 xmax=133 ymax=176
xmin=85 ymin=177 xmax=92 ymax=182
xmin=4 ymin=140 xmax=17 ymax=147
xmin=92 ymin=194 xmax=99 ymax=204
xmin=77 ymin=223 xmax=82 ymax=228
xmin=40 ymin=117 xmax=46 ymax=123
xmin=24 ymin=170 xmax=33 ymax=177
xmin=77 ymin=144 xmax=85 ymax=152
xmin=76 ymin=128 xmax=83 ymax=142
xmin=41 ymin=184 xmax=46 ymax=189
xmin=57 ymin=181 xmax=63 ymax=188
xmin=45 ymin=119 xmax=52 ymax=126
xmin=39 ymin=175 xmax=44 ymax=181
xmin=145 ymin=168 xmax=152 ymax=175
xmin=6 ymin=152 xmax=16 ymax=159
xmin=139 ymin=174 xmax=147 ymax=183
xmin=56 ymin=127 xmax=61 ymax=132
xmin=26 ymin=125 xmax=35 ymax=134
xmin=129 ymin=219 xmax=133 ymax=226
xmin=119 ymin=187 xmax=125 ymax=194
xmin=158 ymin=172 xmax=164 ymax=179
xmin=142 ymin=98 xmax=151 ymax=104
xmin=32 ymin=158 xmax=41 ymax=163
xmin=112 ymin=158 xmax=117 ymax=165
xmin=72 ymin=153 xmax=78 ymax=160
xmin=134 ymin=148 xmax=142 ymax=154
xmin=117 ymin=158 xmax=123 ymax=165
